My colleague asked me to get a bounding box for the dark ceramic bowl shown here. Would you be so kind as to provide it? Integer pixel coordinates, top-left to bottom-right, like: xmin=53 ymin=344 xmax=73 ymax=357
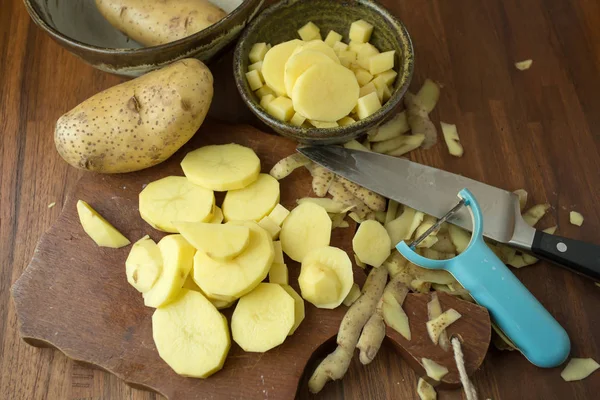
xmin=23 ymin=0 xmax=264 ymax=77
xmin=233 ymin=0 xmax=414 ymax=144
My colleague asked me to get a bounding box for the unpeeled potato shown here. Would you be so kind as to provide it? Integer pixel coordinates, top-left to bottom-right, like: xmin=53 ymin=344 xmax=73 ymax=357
xmin=54 ymin=59 xmax=213 ymax=173
xmin=95 ymin=0 xmax=227 ymax=46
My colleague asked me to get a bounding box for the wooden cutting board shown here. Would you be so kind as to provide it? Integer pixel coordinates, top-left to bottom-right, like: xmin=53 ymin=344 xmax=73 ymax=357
xmin=11 ymin=121 xmax=490 ymax=399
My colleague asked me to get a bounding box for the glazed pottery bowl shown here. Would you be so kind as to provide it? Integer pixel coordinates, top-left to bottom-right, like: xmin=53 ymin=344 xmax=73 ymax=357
xmin=23 ymin=0 xmax=264 ymax=76
xmin=233 ymin=0 xmax=414 ymax=144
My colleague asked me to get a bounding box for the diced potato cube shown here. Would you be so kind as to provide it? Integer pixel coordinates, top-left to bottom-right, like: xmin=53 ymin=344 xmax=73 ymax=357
xmin=372 ymin=75 xmax=387 ymax=91
xmin=382 ymin=84 xmax=392 ymax=102
xmin=273 ymin=241 xmax=285 ymax=263
xmin=298 ymin=21 xmax=321 ymax=41
xmin=269 ymin=262 xmax=289 ymax=285
xmin=354 ymin=68 xmax=373 ymax=86
xmin=440 ymin=122 xmax=464 ymax=157
xmin=324 ymin=30 xmax=343 ymax=47
xmin=267 ymin=96 xmax=295 ymax=121
xmin=309 ymin=120 xmax=339 ymax=128
xmin=377 ymin=69 xmax=398 ymax=86
xmin=338 ymin=50 xmax=357 ymax=68
xmin=248 ymin=61 xmax=263 ymax=72
xmin=338 ymin=116 xmax=356 ymax=126
xmin=357 ymin=92 xmax=382 ymax=119
xmin=356 ymin=43 xmax=380 ymax=69
xmin=359 ymin=82 xmax=377 ymax=98
xmin=269 ymin=204 xmax=290 ymax=226
xmin=570 ymin=211 xmax=584 ymax=226
xmin=260 ymin=94 xmax=275 ymax=109
xmin=255 ymin=85 xmax=275 ymax=99
xmin=348 ymin=41 xmax=365 ymax=53
xmin=349 ymin=19 xmax=374 ymax=43
xmin=249 ymin=42 xmax=269 ymax=63
xmin=290 ymin=112 xmax=307 ymax=127
xmin=332 ymin=41 xmax=349 ymax=54
xmin=369 ymin=50 xmax=395 ymax=75
xmin=246 ymin=69 xmax=263 ymax=91
xmin=372 ymin=75 xmax=388 ymax=102
xmin=259 ymin=216 xmax=282 ymax=239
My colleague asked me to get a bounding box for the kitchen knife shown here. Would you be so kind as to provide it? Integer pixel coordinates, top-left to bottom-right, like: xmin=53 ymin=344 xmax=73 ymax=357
xmin=298 ymin=146 xmax=600 ymax=281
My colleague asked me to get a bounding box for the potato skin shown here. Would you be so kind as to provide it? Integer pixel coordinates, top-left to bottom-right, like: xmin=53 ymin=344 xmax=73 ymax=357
xmin=55 ymin=59 xmax=213 ymax=173
xmin=95 ymin=0 xmax=227 ymax=46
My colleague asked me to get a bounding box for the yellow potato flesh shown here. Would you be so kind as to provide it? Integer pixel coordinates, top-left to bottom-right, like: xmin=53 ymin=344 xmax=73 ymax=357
xmin=299 ymin=262 xmax=342 ymax=306
xmin=222 ymin=174 xmax=280 ymax=222
xmin=292 ymin=63 xmax=359 ymax=122
xmin=268 ymin=262 xmax=289 ymax=285
xmin=280 ymin=202 xmax=332 ymax=262
xmin=152 ymin=289 xmax=230 ymax=378
xmin=182 ymin=274 xmax=235 ymax=310
xmin=209 ymin=206 xmax=223 ymax=224
xmin=76 ymin=200 xmax=130 ymax=248
xmin=174 ymin=221 xmax=250 ymax=261
xmin=181 ymin=143 xmax=261 ymax=191
xmin=280 ymin=285 xmax=305 ymax=335
xmin=352 ymin=220 xmax=391 ymax=268
xmin=231 ymin=283 xmax=295 ymax=352
xmin=262 ymin=39 xmax=304 ymax=96
xmin=284 ymin=50 xmax=334 ymax=97
xmin=125 ymin=235 xmax=162 ymax=293
xmin=291 ymin=40 xmax=340 ymax=63
xmin=143 ymin=235 xmax=196 ymax=308
xmin=139 ymin=176 xmax=214 ymax=233
xmin=193 ymin=221 xmax=274 ymax=299
xmin=298 ymin=246 xmax=354 ymax=309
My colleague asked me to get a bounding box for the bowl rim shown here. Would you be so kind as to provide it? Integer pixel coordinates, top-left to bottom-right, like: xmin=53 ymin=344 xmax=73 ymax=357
xmin=233 ymin=0 xmax=414 ymax=142
xmin=22 ymin=0 xmax=263 ymax=55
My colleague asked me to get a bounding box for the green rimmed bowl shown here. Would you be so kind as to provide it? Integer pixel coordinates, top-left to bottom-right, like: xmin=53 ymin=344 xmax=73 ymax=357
xmin=233 ymin=0 xmax=414 ymax=144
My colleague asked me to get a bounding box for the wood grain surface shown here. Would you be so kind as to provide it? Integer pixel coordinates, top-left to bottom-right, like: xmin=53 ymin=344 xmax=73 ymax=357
xmin=1 ymin=0 xmax=600 ymax=399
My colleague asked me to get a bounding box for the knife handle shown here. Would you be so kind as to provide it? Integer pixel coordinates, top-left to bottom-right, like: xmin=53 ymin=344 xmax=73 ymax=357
xmin=532 ymin=231 xmax=600 ymax=281
xmin=397 ymin=239 xmax=571 ymax=368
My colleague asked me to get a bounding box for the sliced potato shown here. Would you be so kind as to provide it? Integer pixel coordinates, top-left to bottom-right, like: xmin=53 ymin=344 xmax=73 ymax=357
xmin=280 ymin=202 xmax=332 ymax=262
xmin=280 ymin=285 xmax=305 ymax=335
xmin=125 ymin=235 xmax=162 ymax=293
xmin=139 ymin=176 xmax=214 ymax=233
xmin=352 ymin=220 xmax=391 ymax=268
xmin=297 ymin=197 xmax=349 ymax=213
xmin=422 ymin=358 xmax=449 ymax=381
xmin=222 ymin=174 xmax=280 ymax=222
xmin=152 ymin=289 xmax=230 ymax=378
xmin=292 ymin=63 xmax=360 ymax=122
xmin=76 ymin=200 xmax=130 ymax=248
xmin=561 ymin=358 xmax=599 ymax=381
xmin=273 ymin=240 xmax=284 ymax=263
xmin=143 ymin=235 xmax=195 ymax=308
xmin=269 ymin=204 xmax=291 ymax=226
xmin=284 ymin=50 xmax=334 ymax=97
xmin=291 ymin=40 xmax=340 ymax=63
xmin=299 ymin=246 xmax=354 ymax=309
xmin=426 ymin=308 xmax=461 ymax=345
xmin=181 ymin=144 xmax=261 ymax=191
xmin=262 ymin=39 xmax=304 ymax=96
xmin=231 ymin=283 xmax=295 ymax=352
xmin=193 ymin=221 xmax=274 ymax=299
xmin=181 ymin=274 xmax=234 ymax=310
xmin=174 ymin=222 xmax=250 ymax=261
xmin=269 ymin=262 xmax=288 ymax=285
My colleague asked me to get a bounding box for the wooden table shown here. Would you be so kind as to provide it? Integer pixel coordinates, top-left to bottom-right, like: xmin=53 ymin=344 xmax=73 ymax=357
xmin=2 ymin=0 xmax=599 ymax=399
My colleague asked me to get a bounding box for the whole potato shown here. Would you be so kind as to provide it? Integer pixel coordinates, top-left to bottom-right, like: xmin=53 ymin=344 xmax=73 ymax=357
xmin=95 ymin=0 xmax=227 ymax=46
xmin=55 ymin=59 xmax=213 ymax=173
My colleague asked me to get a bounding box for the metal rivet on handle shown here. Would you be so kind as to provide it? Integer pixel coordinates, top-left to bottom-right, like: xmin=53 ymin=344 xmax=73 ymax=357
xmin=556 ymin=242 xmax=568 ymax=252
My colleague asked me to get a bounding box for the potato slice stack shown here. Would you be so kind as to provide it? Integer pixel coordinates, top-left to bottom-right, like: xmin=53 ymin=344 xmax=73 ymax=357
xmin=246 ymin=19 xmax=398 ymax=128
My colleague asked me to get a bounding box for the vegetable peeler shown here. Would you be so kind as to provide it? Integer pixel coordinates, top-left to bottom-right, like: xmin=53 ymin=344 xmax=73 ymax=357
xmin=396 ymin=188 xmax=570 ymax=368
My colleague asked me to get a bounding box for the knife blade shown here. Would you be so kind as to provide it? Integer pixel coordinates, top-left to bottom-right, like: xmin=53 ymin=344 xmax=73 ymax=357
xmin=298 ymin=146 xmax=536 ymax=250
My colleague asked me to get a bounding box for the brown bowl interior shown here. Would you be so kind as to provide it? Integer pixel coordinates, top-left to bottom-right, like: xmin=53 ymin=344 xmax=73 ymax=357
xmin=234 ymin=0 xmax=414 ymax=144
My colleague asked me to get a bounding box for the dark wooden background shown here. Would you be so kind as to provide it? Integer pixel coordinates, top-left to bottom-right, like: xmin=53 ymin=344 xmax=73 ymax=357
xmin=2 ymin=0 xmax=600 ymax=399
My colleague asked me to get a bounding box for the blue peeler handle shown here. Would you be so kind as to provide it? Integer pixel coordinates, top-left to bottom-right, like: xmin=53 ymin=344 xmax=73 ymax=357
xmin=396 ymin=189 xmax=570 ymax=368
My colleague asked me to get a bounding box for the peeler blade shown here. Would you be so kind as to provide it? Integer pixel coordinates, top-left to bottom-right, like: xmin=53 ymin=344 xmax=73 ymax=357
xmin=298 ymin=146 xmax=535 ymax=250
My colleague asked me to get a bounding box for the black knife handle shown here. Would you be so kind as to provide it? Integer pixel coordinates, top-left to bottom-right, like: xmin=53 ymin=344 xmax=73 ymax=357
xmin=532 ymin=231 xmax=600 ymax=281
